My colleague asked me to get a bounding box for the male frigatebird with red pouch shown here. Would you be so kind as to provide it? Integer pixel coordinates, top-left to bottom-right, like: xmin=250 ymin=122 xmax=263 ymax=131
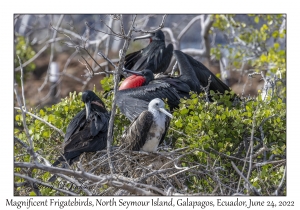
xmin=124 ymin=29 xmax=173 ymax=74
xmin=117 ymin=50 xmax=235 ymax=122
xmin=119 ymin=69 xmax=154 ymax=90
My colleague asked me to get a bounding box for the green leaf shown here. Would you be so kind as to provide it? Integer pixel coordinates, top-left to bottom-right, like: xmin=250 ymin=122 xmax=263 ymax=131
xmin=29 ymin=191 xmax=36 ymax=196
xmin=42 ymin=131 xmax=50 ymax=138
xmin=15 ymin=115 xmax=20 ymax=121
xmin=261 ymin=54 xmax=267 ymax=62
xmin=180 ymin=108 xmax=188 ymax=115
xmin=40 ymin=109 xmax=45 ymax=116
xmin=221 ymin=114 xmax=226 ymax=120
xmin=64 ymin=106 xmax=69 ymax=112
xmin=274 ymin=42 xmax=280 ymax=50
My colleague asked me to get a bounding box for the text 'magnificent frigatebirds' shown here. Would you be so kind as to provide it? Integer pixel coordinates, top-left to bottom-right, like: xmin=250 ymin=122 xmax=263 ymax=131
xmin=121 ymin=98 xmax=173 ymax=152
xmin=124 ymin=29 xmax=174 ymax=74
xmin=49 ymin=90 xmax=110 ymax=182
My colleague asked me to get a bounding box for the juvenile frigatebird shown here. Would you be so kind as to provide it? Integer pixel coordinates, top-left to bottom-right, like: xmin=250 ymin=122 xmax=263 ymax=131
xmin=116 ymin=50 xmax=235 ymax=121
xmin=124 ymin=30 xmax=173 ymax=74
xmin=121 ymin=98 xmax=173 ymax=152
xmin=49 ymin=90 xmax=110 ymax=182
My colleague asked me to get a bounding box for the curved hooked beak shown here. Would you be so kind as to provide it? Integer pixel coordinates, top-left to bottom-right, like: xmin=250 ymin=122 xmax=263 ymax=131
xmin=133 ymin=33 xmax=155 ymax=41
xmin=85 ymin=101 xmax=91 ymax=119
xmin=123 ymin=69 xmax=144 ymax=76
xmin=159 ymin=108 xmax=173 ymax=119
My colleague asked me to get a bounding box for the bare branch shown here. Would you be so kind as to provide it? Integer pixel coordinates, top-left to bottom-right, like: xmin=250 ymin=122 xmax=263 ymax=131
xmin=273 ymin=165 xmax=286 ymax=196
xmin=38 ymin=15 xmax=65 ymax=96
xmin=97 ymin=51 xmax=117 ymax=69
xmin=15 ymin=173 xmax=79 ymax=196
xmin=133 ymin=15 xmax=167 ymax=33
xmin=231 ymin=161 xmax=261 ymax=196
xmin=253 ymin=160 xmax=286 ymax=168
xmin=15 ymin=162 xmax=159 ymax=196
xmin=14 ymin=107 xmax=65 ymax=137
xmin=14 ymin=81 xmax=37 ymax=162
xmin=85 ymin=21 xmax=124 ymax=39
xmin=105 ymin=15 xmax=137 ymax=174
xmin=14 ymin=37 xmax=64 ymax=72
xmin=16 ymin=56 xmax=27 ymax=111
xmin=162 ymin=27 xmax=178 ymax=49
xmin=178 ymin=15 xmax=202 ymax=42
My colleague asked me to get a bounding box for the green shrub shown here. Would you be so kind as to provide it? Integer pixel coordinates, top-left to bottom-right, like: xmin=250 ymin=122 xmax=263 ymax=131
xmin=168 ymin=91 xmax=286 ymax=194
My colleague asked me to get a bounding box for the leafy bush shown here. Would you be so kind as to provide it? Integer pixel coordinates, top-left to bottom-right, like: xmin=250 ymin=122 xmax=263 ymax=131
xmin=14 ymin=79 xmax=286 ymax=195
xmin=167 ymin=91 xmax=286 ymax=195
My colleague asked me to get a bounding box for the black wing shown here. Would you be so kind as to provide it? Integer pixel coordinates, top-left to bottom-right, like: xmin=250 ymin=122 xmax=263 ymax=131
xmin=173 ymin=50 xmax=201 ymax=93
xmin=124 ymin=50 xmax=143 ymax=70
xmin=177 ymin=50 xmax=231 ymax=93
xmin=121 ymin=111 xmax=153 ymax=151
xmin=64 ymin=109 xmax=86 ymax=142
xmin=63 ymin=112 xmax=109 ymax=154
xmin=53 ymin=112 xmax=109 ymax=167
xmin=146 ymin=43 xmax=173 ymax=74
xmin=159 ymin=115 xmax=171 ymax=145
xmin=116 ymin=81 xmax=182 ymax=121
xmin=124 ymin=42 xmax=173 ymax=74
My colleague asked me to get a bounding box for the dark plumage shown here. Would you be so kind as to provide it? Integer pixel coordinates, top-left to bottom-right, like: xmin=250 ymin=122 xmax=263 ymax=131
xmin=49 ymin=90 xmax=110 ymax=182
xmin=174 ymin=50 xmax=231 ymax=95
xmin=121 ymin=98 xmax=172 ymax=152
xmin=116 ymin=51 xmax=199 ymax=122
xmin=124 ymin=30 xmax=173 ymax=74
xmin=117 ymin=50 xmax=237 ymax=122
xmin=116 ymin=74 xmax=190 ymax=122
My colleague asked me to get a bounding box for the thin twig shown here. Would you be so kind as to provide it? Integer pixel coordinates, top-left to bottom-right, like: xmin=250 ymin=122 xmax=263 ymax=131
xmin=273 ymin=165 xmax=286 ymax=196
xmin=133 ymin=15 xmax=167 ymax=33
xmin=14 ymin=79 xmax=37 ymax=162
xmin=17 ymin=55 xmax=27 ymax=111
xmin=106 ymin=15 xmax=137 ymax=175
xmin=15 ymin=37 xmax=64 ymax=72
xmin=15 ymin=173 xmax=79 ymax=196
xmin=14 ymin=107 xmax=65 ymax=137
xmin=15 ymin=162 xmax=159 ymax=196
xmin=38 ymin=15 xmax=64 ymax=94
xmin=253 ymin=160 xmax=286 ymax=168
xmin=231 ymin=161 xmax=261 ymax=196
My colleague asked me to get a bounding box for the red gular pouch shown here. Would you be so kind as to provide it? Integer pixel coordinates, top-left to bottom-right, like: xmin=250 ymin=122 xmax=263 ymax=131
xmin=119 ymin=75 xmax=146 ymax=90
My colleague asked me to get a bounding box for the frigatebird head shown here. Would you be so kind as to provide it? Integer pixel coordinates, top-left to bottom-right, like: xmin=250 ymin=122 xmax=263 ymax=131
xmin=82 ymin=90 xmax=107 ymax=119
xmin=133 ymin=30 xmax=165 ymax=42
xmin=148 ymin=98 xmax=173 ymax=119
xmin=123 ymin=69 xmax=154 ymax=85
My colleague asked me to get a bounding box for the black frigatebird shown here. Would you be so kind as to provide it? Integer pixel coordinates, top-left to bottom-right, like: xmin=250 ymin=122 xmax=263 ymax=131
xmin=121 ymin=98 xmax=173 ymax=152
xmin=116 ymin=69 xmax=191 ymax=121
xmin=49 ymin=90 xmax=110 ymax=182
xmin=116 ymin=50 xmax=235 ymax=121
xmin=175 ymin=50 xmax=232 ymax=95
xmin=124 ymin=30 xmax=174 ymax=74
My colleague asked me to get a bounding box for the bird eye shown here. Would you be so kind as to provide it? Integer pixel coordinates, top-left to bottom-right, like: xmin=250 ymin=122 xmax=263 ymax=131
xmin=156 ymin=103 xmax=159 ymax=106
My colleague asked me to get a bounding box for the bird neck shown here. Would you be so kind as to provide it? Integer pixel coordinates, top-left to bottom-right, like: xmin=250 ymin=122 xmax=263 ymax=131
xmin=91 ymin=101 xmax=107 ymax=113
xmin=150 ymin=109 xmax=166 ymax=122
